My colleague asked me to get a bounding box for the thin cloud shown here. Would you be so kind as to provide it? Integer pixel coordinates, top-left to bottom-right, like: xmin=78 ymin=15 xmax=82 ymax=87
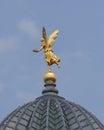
xmin=18 ymin=19 xmax=39 ymax=38
xmin=0 ymin=36 xmax=19 ymax=53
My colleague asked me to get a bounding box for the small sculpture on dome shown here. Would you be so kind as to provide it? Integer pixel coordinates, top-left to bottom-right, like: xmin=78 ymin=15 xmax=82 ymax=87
xmin=33 ymin=27 xmax=60 ymax=71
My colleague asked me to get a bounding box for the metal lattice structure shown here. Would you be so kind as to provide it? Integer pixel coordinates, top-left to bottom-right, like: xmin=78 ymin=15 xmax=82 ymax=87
xmin=0 ymin=71 xmax=104 ymax=130
xmin=0 ymin=94 xmax=104 ymax=130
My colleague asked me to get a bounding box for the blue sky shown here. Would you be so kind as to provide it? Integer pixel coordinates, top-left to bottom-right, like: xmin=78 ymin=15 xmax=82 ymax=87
xmin=0 ymin=0 xmax=104 ymax=124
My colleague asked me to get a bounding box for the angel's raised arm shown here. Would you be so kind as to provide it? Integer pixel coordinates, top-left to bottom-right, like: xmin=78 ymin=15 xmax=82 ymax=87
xmin=33 ymin=45 xmax=43 ymax=53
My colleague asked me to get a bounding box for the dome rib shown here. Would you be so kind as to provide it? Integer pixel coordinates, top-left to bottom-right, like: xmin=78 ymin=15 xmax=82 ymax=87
xmin=1 ymin=103 xmax=32 ymax=130
xmin=14 ymin=102 xmax=33 ymax=130
xmin=45 ymin=97 xmax=50 ymax=130
xmin=72 ymin=103 xmax=95 ymax=130
xmin=46 ymin=97 xmax=56 ymax=129
xmin=59 ymin=98 xmax=83 ymax=129
xmin=1 ymin=107 xmax=20 ymax=129
xmin=79 ymin=105 xmax=104 ymax=129
xmin=55 ymin=98 xmax=67 ymax=130
xmin=28 ymin=98 xmax=44 ymax=130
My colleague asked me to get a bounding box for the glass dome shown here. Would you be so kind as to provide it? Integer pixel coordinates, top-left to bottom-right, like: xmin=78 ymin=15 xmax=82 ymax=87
xmin=0 ymin=95 xmax=104 ymax=130
xmin=0 ymin=72 xmax=104 ymax=130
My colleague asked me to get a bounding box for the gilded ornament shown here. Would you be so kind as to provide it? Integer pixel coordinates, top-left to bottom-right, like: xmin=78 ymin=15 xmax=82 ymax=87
xmin=33 ymin=27 xmax=60 ymax=71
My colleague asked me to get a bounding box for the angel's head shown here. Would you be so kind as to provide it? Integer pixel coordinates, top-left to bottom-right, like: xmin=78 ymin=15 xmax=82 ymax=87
xmin=41 ymin=38 xmax=44 ymax=43
xmin=40 ymin=38 xmax=46 ymax=47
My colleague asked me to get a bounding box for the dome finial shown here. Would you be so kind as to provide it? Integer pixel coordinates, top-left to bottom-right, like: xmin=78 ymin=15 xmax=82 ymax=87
xmin=33 ymin=27 xmax=60 ymax=95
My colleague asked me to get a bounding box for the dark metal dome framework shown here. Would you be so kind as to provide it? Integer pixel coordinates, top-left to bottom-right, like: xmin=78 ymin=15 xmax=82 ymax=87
xmin=0 ymin=94 xmax=104 ymax=130
xmin=0 ymin=71 xmax=104 ymax=130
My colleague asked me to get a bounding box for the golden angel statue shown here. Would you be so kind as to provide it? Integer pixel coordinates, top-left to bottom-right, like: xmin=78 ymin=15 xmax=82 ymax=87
xmin=33 ymin=27 xmax=60 ymax=71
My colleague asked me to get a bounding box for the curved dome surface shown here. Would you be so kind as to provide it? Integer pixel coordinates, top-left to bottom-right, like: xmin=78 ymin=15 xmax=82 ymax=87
xmin=0 ymin=94 xmax=104 ymax=130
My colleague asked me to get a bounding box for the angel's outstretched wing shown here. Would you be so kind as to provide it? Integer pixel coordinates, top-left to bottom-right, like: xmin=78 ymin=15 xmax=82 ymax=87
xmin=42 ymin=27 xmax=47 ymax=42
xmin=47 ymin=29 xmax=59 ymax=47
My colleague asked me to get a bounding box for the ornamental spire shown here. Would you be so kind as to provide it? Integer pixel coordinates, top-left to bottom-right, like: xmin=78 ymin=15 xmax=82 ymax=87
xmin=33 ymin=27 xmax=60 ymax=95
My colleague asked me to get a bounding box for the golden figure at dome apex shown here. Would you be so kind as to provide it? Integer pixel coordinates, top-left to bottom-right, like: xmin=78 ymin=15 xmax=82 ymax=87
xmin=33 ymin=27 xmax=60 ymax=71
